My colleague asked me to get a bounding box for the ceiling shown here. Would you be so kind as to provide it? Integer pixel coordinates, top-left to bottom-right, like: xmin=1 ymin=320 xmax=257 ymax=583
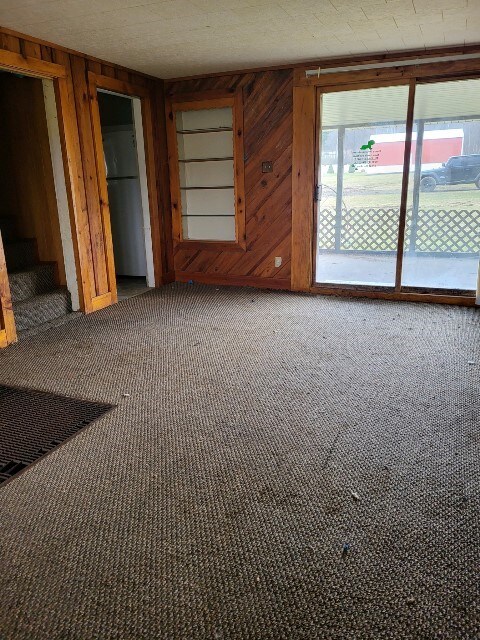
xmin=0 ymin=0 xmax=479 ymax=79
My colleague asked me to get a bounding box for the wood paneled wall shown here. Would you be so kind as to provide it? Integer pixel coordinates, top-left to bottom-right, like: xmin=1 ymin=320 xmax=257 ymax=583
xmin=0 ymin=27 xmax=170 ymax=313
xmin=166 ymin=69 xmax=293 ymax=289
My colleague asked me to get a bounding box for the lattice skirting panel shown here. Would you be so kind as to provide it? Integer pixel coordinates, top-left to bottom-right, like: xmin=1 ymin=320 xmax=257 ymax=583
xmin=318 ymin=208 xmax=480 ymax=254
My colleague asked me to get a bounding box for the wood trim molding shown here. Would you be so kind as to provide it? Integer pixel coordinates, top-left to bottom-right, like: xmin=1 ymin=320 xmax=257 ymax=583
xmin=311 ymin=286 xmax=477 ymax=307
xmin=91 ymin=292 xmax=115 ymax=311
xmin=166 ymin=89 xmax=237 ymax=103
xmin=89 ymin=70 xmax=165 ymax=288
xmin=0 ymin=231 xmax=17 ymax=347
xmin=0 ymin=25 xmax=156 ymax=81
xmin=175 ymin=271 xmax=291 ymax=290
xmin=86 ymin=72 xmax=118 ymax=303
xmin=0 ymin=48 xmax=66 ymax=78
xmin=395 ymin=79 xmax=416 ymax=291
xmin=54 ymin=68 xmax=95 ymax=313
xmin=294 ymin=57 xmax=480 ymax=88
xmin=167 ymin=44 xmax=480 ymax=83
xmin=233 ymin=88 xmax=246 ymax=251
xmin=291 ymin=85 xmax=316 ymax=292
xmin=71 ymin=58 xmax=110 ymax=300
xmin=165 ymin=89 xmax=247 ymax=252
xmin=0 ymin=47 xmax=96 ymax=315
xmin=89 ymin=72 xmax=149 ymax=98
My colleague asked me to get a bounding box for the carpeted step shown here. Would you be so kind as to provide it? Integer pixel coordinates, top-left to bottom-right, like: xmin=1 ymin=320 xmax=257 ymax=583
xmin=0 ymin=217 xmax=18 ymax=244
xmin=13 ymin=288 xmax=72 ymax=332
xmin=8 ymin=264 xmax=57 ymax=303
xmin=4 ymin=238 xmax=37 ymax=272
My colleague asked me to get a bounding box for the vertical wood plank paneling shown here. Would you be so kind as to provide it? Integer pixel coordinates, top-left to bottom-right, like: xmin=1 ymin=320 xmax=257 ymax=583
xmin=22 ymin=40 xmax=42 ymax=59
xmin=53 ymin=49 xmax=96 ymax=309
xmin=139 ymin=86 xmax=164 ymax=285
xmin=0 ymin=26 xmax=169 ymax=321
xmin=153 ymin=81 xmax=174 ymax=280
xmin=291 ymin=85 xmax=316 ymax=291
xmin=86 ymin=73 xmax=117 ymax=303
xmin=0 ymin=33 xmax=21 ymax=53
xmin=70 ymin=55 xmax=110 ymax=297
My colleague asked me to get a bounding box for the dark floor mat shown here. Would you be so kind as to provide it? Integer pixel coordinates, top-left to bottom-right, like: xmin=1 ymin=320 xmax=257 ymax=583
xmin=0 ymin=385 xmax=113 ymax=485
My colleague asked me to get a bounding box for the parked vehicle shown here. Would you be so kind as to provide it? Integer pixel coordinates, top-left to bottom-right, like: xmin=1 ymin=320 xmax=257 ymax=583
xmin=420 ymin=154 xmax=480 ymax=191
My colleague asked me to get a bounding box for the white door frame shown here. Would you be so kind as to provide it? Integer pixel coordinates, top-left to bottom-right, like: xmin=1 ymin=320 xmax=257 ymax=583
xmin=43 ymin=78 xmax=81 ymax=310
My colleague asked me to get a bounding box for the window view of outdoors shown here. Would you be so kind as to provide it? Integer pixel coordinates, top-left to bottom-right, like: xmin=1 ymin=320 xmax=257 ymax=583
xmin=316 ymin=81 xmax=480 ymax=293
xmin=317 ymin=84 xmax=409 ymax=286
xmin=402 ymin=79 xmax=480 ymax=292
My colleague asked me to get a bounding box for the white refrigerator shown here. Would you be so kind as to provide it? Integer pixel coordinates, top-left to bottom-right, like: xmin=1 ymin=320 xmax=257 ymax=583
xmin=103 ymin=125 xmax=148 ymax=278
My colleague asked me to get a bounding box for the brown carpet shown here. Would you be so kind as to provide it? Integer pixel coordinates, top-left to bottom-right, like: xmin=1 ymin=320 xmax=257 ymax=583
xmin=0 ymin=283 xmax=478 ymax=639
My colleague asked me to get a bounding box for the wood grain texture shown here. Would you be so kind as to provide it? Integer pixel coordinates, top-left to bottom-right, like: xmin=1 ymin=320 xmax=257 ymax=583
xmin=88 ymin=71 xmax=165 ymax=287
xmin=310 ymin=286 xmax=477 ymax=307
xmin=176 ymin=271 xmax=290 ymax=290
xmin=0 ymin=47 xmax=65 ymax=78
xmin=54 ymin=50 xmax=96 ymax=311
xmin=0 ymin=26 xmax=170 ymax=322
xmin=395 ymin=79 xmax=416 ymax=291
xmin=71 ymin=55 xmax=110 ymax=298
xmin=152 ymin=80 xmax=174 ymax=281
xmin=166 ymin=69 xmax=293 ymax=284
xmin=86 ymin=71 xmax=118 ymax=303
xmin=0 ymin=230 xmax=17 ymax=347
xmin=296 ymin=56 xmax=480 ymax=88
xmin=291 ymin=85 xmax=316 ymax=291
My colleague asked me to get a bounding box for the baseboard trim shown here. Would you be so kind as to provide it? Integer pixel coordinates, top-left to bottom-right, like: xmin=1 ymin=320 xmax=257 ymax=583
xmin=175 ymin=271 xmax=291 ymax=290
xmin=162 ymin=271 xmax=175 ymax=285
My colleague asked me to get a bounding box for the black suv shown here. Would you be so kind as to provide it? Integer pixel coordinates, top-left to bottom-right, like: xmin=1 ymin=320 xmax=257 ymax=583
xmin=420 ymin=154 xmax=480 ymax=191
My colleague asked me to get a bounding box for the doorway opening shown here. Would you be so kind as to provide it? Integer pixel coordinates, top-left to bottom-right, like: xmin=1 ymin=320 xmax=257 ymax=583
xmin=0 ymin=70 xmax=78 ymax=333
xmin=315 ymin=78 xmax=480 ymax=297
xmin=97 ymin=90 xmax=154 ymax=302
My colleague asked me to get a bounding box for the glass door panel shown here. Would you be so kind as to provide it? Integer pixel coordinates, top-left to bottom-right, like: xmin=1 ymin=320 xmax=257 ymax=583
xmin=402 ymin=79 xmax=480 ymax=292
xmin=316 ymin=84 xmax=410 ymax=286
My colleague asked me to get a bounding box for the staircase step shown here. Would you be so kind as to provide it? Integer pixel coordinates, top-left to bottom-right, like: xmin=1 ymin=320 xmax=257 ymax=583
xmin=8 ymin=264 xmax=57 ymax=303
xmin=0 ymin=217 xmax=18 ymax=244
xmin=13 ymin=289 xmax=72 ymax=332
xmin=4 ymin=239 xmax=37 ymax=272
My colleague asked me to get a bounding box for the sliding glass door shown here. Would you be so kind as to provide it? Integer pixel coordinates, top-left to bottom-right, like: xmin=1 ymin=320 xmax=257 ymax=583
xmin=317 ymin=84 xmax=410 ymax=287
xmin=315 ymin=78 xmax=480 ymax=298
xmin=402 ymin=79 xmax=480 ymax=293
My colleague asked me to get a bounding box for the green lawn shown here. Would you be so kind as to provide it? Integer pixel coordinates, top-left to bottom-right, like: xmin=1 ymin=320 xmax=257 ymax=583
xmin=320 ymin=171 xmax=480 ymax=209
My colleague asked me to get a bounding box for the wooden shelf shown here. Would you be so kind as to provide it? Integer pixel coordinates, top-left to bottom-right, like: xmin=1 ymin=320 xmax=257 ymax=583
xmin=178 ymin=157 xmax=233 ymax=163
xmin=181 ymin=214 xmax=235 ymax=217
xmin=180 ymin=186 xmax=234 ymax=190
xmin=177 ymin=127 xmax=233 ymax=134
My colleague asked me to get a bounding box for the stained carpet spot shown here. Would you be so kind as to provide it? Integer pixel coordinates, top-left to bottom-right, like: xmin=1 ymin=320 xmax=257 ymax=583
xmin=0 ymin=384 xmax=113 ymax=485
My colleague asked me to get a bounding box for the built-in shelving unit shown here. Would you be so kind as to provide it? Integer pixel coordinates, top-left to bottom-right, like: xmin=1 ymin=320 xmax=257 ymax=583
xmin=176 ymin=107 xmax=236 ymax=241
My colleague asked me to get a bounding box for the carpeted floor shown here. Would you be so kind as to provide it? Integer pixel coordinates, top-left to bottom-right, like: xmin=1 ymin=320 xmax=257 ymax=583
xmin=0 ymin=283 xmax=478 ymax=639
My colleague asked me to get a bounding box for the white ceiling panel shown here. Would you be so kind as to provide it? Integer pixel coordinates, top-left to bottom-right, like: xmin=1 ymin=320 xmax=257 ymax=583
xmin=0 ymin=0 xmax=478 ymax=78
